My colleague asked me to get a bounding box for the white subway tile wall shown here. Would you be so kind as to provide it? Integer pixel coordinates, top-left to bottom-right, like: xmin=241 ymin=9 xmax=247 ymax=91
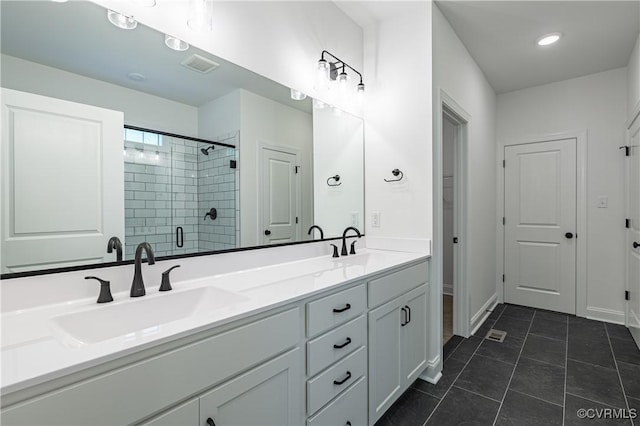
xmin=123 ymin=132 xmax=238 ymax=259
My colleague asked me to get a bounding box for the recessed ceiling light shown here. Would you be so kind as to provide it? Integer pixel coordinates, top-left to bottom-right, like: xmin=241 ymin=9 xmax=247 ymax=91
xmin=107 ymin=10 xmax=138 ymax=30
xmin=127 ymin=72 xmax=146 ymax=82
xmin=536 ymin=32 xmax=562 ymax=46
xmin=165 ymin=34 xmax=189 ymax=52
xmin=290 ymin=89 xmax=307 ymax=101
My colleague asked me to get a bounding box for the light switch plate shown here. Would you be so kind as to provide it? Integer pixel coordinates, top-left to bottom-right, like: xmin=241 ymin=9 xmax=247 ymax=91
xmin=372 ymin=211 xmax=380 ymax=227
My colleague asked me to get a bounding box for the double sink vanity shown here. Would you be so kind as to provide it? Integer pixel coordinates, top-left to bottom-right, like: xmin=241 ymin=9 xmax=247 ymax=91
xmin=1 ymin=241 xmax=431 ymax=426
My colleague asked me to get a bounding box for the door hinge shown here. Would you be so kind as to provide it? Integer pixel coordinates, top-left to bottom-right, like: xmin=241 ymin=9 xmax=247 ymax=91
xmin=295 ymin=166 xmax=300 ymax=174
xmin=502 ymin=274 xmax=505 ymax=283
xmin=502 ymin=217 xmax=505 ymax=225
xmin=626 ymin=218 xmax=631 ymax=229
xmin=502 ymin=160 xmax=506 ymax=168
xmin=295 ymin=217 xmax=299 ymax=224
xmin=625 ymin=291 xmax=630 ymax=301
xmin=619 ymin=146 xmax=630 ymax=156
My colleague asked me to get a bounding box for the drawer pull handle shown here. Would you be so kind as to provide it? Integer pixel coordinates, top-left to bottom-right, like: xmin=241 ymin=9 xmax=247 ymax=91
xmin=206 ymin=418 xmax=216 ymax=426
xmin=333 ymin=337 xmax=352 ymax=349
xmin=333 ymin=303 xmax=351 ymax=313
xmin=401 ymin=307 xmax=407 ymax=326
xmin=333 ymin=371 xmax=352 ymax=385
xmin=405 ymin=305 xmax=411 ymax=324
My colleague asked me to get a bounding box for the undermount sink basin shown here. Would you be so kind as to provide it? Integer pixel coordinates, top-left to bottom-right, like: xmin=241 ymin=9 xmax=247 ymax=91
xmin=50 ymin=287 xmax=248 ymax=345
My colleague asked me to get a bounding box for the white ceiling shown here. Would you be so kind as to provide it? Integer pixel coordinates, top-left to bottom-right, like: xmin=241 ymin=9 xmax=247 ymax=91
xmin=0 ymin=1 xmax=311 ymax=112
xmin=435 ymin=1 xmax=640 ymax=94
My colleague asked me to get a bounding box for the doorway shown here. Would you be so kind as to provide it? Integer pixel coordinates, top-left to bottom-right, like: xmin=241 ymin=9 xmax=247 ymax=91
xmin=435 ymin=90 xmax=470 ymax=344
xmin=442 ymin=115 xmax=457 ymax=343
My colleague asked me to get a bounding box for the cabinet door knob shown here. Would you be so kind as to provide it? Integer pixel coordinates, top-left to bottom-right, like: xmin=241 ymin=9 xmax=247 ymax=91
xmin=264 ymin=229 xmax=271 ymax=236
xmin=634 ymin=242 xmax=640 ymax=249
xmin=206 ymin=418 xmax=216 ymax=426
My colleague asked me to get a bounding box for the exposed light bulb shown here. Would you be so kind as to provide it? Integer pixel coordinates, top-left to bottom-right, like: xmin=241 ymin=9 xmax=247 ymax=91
xmin=357 ymin=82 xmax=365 ymax=103
xmin=188 ymin=0 xmax=214 ymax=32
xmin=107 ymin=10 xmax=137 ymax=30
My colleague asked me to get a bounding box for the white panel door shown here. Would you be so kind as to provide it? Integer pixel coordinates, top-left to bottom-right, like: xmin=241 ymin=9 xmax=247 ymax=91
xmin=504 ymin=139 xmax=577 ymax=314
xmin=627 ymin=117 xmax=640 ymax=346
xmin=260 ymin=147 xmax=298 ymax=244
xmin=1 ymin=88 xmax=124 ymax=273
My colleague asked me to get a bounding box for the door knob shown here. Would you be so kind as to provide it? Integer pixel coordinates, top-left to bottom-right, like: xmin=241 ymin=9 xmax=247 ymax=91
xmin=634 ymin=242 xmax=640 ymax=249
xmin=264 ymin=229 xmax=271 ymax=236
xmin=565 ymin=232 xmax=574 ymax=239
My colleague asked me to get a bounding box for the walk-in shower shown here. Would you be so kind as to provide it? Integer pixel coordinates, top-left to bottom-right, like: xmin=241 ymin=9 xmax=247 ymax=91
xmin=200 ymin=145 xmax=215 ymax=155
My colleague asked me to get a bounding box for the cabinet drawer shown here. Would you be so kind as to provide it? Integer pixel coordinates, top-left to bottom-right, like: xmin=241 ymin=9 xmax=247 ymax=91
xmin=307 ymin=284 xmax=366 ymax=337
xmin=307 ymin=346 xmax=367 ymax=415
xmin=307 ymin=315 xmax=366 ymax=377
xmin=307 ymin=377 xmax=367 ymax=426
xmin=368 ymin=261 xmax=428 ymax=308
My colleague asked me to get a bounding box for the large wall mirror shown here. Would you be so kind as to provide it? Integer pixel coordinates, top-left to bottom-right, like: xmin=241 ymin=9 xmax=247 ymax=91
xmin=0 ymin=0 xmax=364 ymax=276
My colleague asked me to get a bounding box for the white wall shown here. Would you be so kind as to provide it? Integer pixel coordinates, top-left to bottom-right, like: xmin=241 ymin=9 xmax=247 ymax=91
xmin=432 ymin=5 xmax=498 ymax=328
xmin=313 ymin=106 xmax=365 ymax=238
xmin=93 ymin=0 xmax=363 ymax=117
xmin=1 ymin=54 xmax=198 ymax=136
xmin=497 ymin=68 xmax=628 ymax=323
xmin=198 ymin=91 xmax=241 ymax=140
xmin=629 ymin=34 xmax=640 ymax=118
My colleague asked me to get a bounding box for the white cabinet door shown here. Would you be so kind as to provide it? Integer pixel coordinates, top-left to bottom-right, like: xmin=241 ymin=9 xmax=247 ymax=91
xmin=1 ymin=88 xmax=124 ymax=273
xmin=199 ymin=349 xmax=302 ymax=426
xmin=368 ymin=297 xmax=404 ymax=424
xmin=402 ymin=285 xmax=428 ymax=384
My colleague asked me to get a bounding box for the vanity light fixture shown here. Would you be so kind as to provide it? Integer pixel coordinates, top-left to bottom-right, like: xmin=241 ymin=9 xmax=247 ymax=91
xmin=290 ymin=88 xmax=307 ymax=101
xmin=107 ymin=10 xmax=137 ymax=30
xmin=316 ymin=50 xmax=364 ymax=95
xmin=536 ymin=32 xmax=562 ymax=46
xmin=165 ymin=34 xmax=190 ymax=52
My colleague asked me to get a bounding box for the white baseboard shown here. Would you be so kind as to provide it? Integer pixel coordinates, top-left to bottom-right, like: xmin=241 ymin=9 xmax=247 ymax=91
xmin=443 ymin=283 xmax=453 ymax=296
xmin=585 ymin=306 xmax=625 ymax=325
xmin=470 ymin=294 xmax=498 ymax=335
xmin=418 ymin=355 xmax=442 ymax=384
xmin=631 ymin=328 xmax=640 ymax=350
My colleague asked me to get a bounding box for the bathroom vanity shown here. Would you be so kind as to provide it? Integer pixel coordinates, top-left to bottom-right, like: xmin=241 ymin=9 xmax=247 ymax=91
xmin=1 ymin=248 xmax=430 ymax=426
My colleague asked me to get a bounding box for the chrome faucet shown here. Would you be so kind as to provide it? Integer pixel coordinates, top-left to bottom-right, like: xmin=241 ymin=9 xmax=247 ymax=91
xmin=131 ymin=242 xmax=155 ymax=297
xmin=341 ymin=227 xmax=362 ymax=256
xmin=107 ymin=236 xmax=123 ymax=262
xmin=307 ymin=225 xmax=324 ymax=240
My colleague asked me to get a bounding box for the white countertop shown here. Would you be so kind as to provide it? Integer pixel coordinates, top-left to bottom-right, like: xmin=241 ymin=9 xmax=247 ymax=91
xmin=1 ymin=248 xmax=428 ymax=395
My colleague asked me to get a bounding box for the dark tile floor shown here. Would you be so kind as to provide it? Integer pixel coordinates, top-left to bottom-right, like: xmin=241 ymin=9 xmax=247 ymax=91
xmin=375 ymin=303 xmax=640 ymax=426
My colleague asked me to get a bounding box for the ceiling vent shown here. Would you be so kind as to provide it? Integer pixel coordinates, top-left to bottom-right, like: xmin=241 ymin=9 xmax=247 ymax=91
xmin=180 ymin=54 xmax=220 ymax=74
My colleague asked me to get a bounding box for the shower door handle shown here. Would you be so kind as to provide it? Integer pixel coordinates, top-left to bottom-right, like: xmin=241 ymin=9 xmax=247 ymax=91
xmin=176 ymin=227 xmax=183 ymax=248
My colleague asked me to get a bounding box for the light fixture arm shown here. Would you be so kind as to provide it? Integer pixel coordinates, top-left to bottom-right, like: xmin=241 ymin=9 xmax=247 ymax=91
xmin=320 ymin=50 xmax=364 ymax=85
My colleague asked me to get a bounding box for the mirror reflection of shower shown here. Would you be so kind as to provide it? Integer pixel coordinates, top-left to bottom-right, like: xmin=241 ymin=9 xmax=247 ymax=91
xmin=200 ymin=145 xmax=215 ymax=155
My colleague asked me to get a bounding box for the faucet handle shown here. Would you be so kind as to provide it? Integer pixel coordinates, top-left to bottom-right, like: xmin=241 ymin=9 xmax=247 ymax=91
xmin=85 ymin=276 xmax=114 ymax=303
xmin=350 ymin=240 xmax=357 ymax=255
xmin=330 ymin=244 xmax=339 ymax=258
xmin=159 ymin=265 xmax=180 ymax=292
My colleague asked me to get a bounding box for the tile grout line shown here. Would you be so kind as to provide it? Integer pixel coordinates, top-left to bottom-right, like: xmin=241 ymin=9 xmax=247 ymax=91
xmin=509 ymin=388 xmax=564 ymax=408
xmin=491 ymin=308 xmax=536 ymax=426
xmin=422 ymin=305 xmax=507 ymax=426
xmin=562 ymin=315 xmax=569 ymax=425
xmin=450 ymin=384 xmax=502 ymax=404
xmin=604 ymin=322 xmax=635 ymax=426
xmin=565 ymin=392 xmax=632 ymax=412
